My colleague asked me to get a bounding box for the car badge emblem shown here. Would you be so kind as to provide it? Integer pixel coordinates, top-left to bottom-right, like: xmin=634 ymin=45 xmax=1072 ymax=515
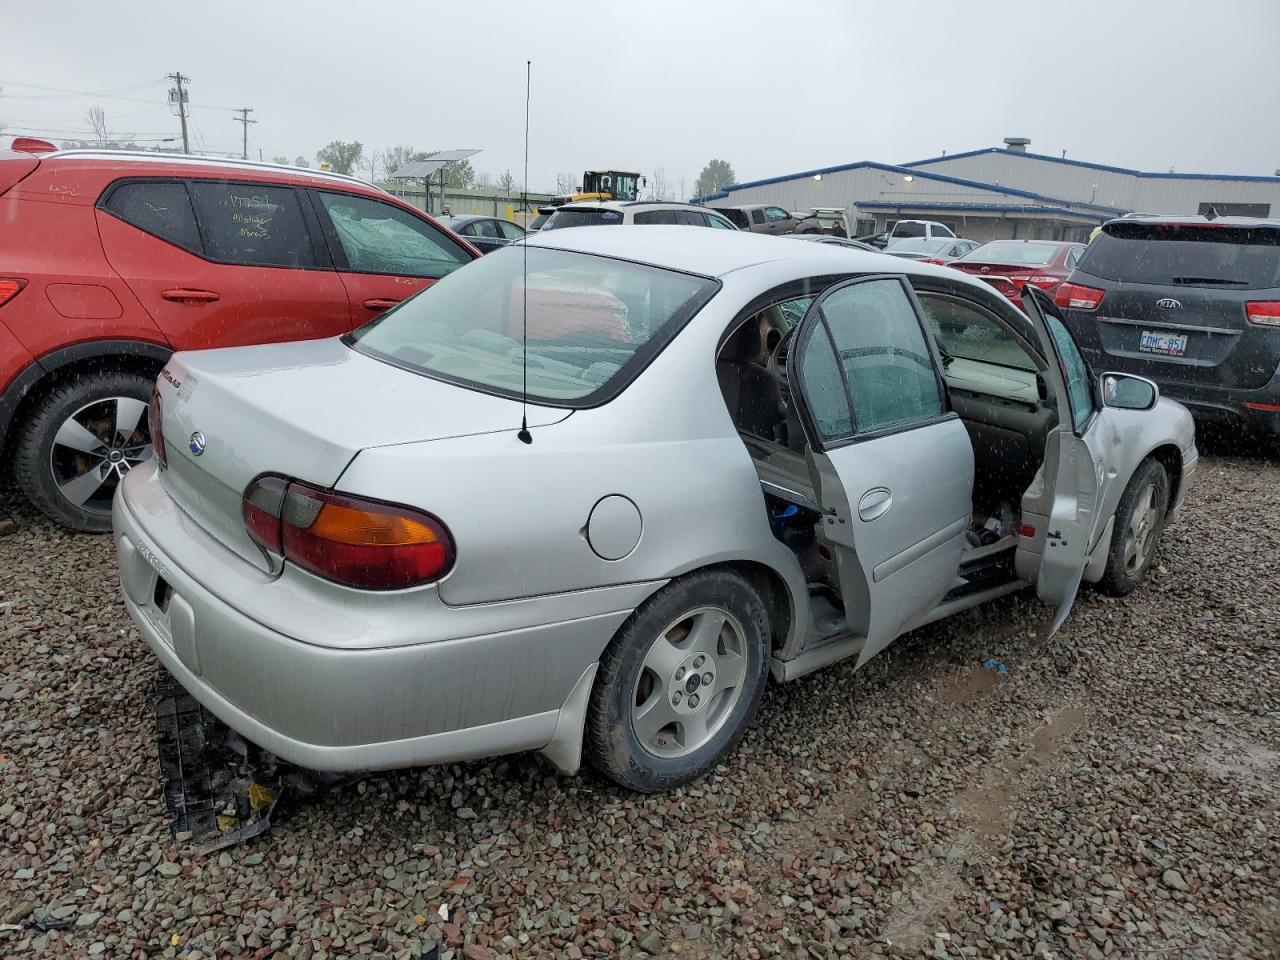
xmin=980 ymin=265 xmax=991 ymax=273
xmin=188 ymin=431 xmax=206 ymax=456
xmin=1156 ymin=297 xmax=1182 ymax=309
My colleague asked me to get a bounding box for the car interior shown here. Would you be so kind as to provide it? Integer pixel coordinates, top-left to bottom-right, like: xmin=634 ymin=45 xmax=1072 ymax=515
xmin=715 ymin=280 xmax=1059 ymax=630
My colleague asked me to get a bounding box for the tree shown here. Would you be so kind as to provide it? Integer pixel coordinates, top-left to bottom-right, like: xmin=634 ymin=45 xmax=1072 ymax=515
xmin=497 ymin=170 xmax=516 ymax=194
xmin=378 ymin=144 xmax=421 ymax=178
xmin=695 ymin=159 xmax=736 ymax=199
xmin=441 ymin=157 xmax=474 ymax=190
xmin=364 ymin=153 xmax=381 ymax=183
xmin=555 ymin=172 xmax=578 ymax=196
xmin=475 ymin=170 xmax=493 ymax=191
xmin=649 ymin=167 xmax=672 ymax=202
xmin=294 ymin=155 xmax=309 ymax=168
xmin=86 ymin=106 xmax=112 ymax=146
xmin=315 ymin=140 xmax=363 ymax=175
xmin=272 ymin=155 xmax=289 ymax=165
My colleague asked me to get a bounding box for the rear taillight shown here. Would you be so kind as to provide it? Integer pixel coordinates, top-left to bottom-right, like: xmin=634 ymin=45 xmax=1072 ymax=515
xmin=921 ymin=257 xmax=946 ymax=265
xmin=242 ymin=478 xmax=454 ymax=589
xmin=1245 ymin=301 xmax=1280 ymax=327
xmin=1054 ymin=282 xmax=1105 ymax=310
xmin=1025 ymin=276 xmax=1062 ymax=290
xmin=147 ymin=387 xmax=167 ymax=469
xmin=0 ymin=279 xmax=26 ymax=308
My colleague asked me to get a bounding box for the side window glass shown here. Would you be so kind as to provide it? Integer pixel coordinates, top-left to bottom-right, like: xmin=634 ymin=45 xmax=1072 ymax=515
xmin=318 ymin=191 xmax=471 ymax=278
xmin=1067 ymin=246 xmax=1082 ymax=268
xmin=674 ymin=210 xmax=706 ymax=226
xmin=766 ymin=207 xmax=790 ymax=222
xmin=187 ymin=182 xmax=317 ymax=268
xmin=104 ymin=181 xmax=202 ymax=253
xmin=917 ymin=293 xmax=1036 ymax=371
xmin=819 ymin=278 xmax=942 ymax=435
xmin=751 ymin=209 xmax=766 ymax=224
xmin=634 ymin=210 xmax=678 ymax=225
xmin=470 ymin=219 xmax=502 ymax=238
xmin=796 ymin=323 xmax=853 ymax=440
xmin=706 ymin=213 xmax=735 ymax=229
xmin=497 ymin=220 xmax=525 ymax=240
xmin=1045 ymin=313 xmax=1096 ymax=429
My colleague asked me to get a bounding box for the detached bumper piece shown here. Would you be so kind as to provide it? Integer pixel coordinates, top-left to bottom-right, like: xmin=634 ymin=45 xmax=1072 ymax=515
xmin=154 ymin=671 xmax=282 ymax=852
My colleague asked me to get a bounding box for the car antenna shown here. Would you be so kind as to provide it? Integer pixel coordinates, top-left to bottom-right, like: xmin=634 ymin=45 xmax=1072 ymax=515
xmin=517 ymin=59 xmax=534 ymax=445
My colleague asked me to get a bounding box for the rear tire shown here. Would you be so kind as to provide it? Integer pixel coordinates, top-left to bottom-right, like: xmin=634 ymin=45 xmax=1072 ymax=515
xmin=14 ymin=371 xmax=156 ymax=533
xmin=1097 ymin=459 xmax=1170 ymax=596
xmin=585 ymin=569 xmax=771 ymax=792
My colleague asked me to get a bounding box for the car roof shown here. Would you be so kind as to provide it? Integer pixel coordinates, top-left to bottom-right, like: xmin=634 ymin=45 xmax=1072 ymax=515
xmin=1104 ymin=214 xmax=1280 ymax=230
xmin=525 ymin=224 xmax=982 ymax=283
xmin=555 ymin=200 xmax=717 ymax=212
xmin=36 ymin=149 xmax=376 ymax=191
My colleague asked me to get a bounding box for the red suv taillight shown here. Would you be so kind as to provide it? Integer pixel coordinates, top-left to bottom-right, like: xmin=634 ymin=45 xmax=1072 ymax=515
xmin=1054 ymin=282 xmax=1105 ymax=310
xmin=242 ymin=478 xmax=455 ymax=590
xmin=1245 ymin=301 xmax=1280 ymax=327
xmin=147 ymin=387 xmax=167 ymax=469
xmin=0 ymin=279 xmax=26 ymax=308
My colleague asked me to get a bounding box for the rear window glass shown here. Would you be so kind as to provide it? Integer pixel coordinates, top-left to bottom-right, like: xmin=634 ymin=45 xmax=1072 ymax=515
xmin=350 ymin=247 xmax=717 ymax=404
xmin=188 ymin=182 xmax=318 ymax=268
xmin=960 ymin=241 xmax=1059 ymax=266
xmin=893 ymin=222 xmax=926 ymax=238
xmin=1079 ymin=223 xmax=1280 ymax=289
xmin=103 ymin=181 xmax=202 ymax=252
xmin=890 ymin=238 xmax=950 ymax=254
xmin=541 ymin=208 xmax=623 ymax=230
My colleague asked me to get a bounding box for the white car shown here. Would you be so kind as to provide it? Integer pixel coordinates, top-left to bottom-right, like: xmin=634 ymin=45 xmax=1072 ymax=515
xmin=540 ymin=200 xmax=738 ymax=231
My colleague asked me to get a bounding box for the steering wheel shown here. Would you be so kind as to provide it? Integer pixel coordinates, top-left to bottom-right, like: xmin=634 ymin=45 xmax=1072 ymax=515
xmin=766 ymin=324 xmax=798 ymax=387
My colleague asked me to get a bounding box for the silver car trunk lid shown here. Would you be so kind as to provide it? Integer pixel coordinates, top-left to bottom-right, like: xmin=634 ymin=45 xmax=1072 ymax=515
xmin=156 ymin=337 xmax=567 ymax=572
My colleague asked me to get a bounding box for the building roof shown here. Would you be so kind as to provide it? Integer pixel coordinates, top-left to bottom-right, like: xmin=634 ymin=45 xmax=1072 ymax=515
xmin=903 ymin=147 xmax=1280 ymax=184
xmin=698 ymin=159 xmax=1126 ymax=215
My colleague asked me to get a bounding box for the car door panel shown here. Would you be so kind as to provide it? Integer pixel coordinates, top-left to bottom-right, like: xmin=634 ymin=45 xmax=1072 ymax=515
xmin=1017 ymin=286 xmax=1103 ymax=633
xmin=788 ymin=275 xmax=974 ymax=665
xmin=96 ymin=180 xmax=351 ymax=349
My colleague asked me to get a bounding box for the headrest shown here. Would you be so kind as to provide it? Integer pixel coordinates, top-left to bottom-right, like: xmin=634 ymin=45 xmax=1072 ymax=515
xmin=720 ymin=320 xmax=762 ymax=363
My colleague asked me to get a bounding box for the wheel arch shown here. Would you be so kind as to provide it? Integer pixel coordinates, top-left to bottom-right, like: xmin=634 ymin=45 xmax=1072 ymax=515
xmin=0 ymin=339 xmax=171 ymax=452
xmin=1146 ymin=443 xmax=1183 ymax=514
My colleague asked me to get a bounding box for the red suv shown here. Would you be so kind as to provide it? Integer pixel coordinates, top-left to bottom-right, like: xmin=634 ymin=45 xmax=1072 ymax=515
xmin=0 ymin=144 xmax=478 ymax=530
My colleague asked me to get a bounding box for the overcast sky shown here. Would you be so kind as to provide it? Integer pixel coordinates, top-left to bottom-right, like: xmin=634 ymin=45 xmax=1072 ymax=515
xmin=4 ymin=0 xmax=1278 ymax=194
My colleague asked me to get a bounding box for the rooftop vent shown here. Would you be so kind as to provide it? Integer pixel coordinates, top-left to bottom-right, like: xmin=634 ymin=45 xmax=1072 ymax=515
xmin=1003 ymin=137 xmax=1031 ymax=153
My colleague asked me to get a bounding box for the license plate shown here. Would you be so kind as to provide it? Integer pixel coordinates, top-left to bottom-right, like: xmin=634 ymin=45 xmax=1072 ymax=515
xmin=1139 ymin=330 xmax=1189 ymax=356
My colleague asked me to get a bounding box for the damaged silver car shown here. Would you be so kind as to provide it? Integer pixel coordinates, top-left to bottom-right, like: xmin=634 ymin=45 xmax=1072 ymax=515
xmin=114 ymin=227 xmax=1196 ymax=792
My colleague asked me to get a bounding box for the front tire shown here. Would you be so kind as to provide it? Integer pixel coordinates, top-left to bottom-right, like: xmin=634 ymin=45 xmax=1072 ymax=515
xmin=1098 ymin=458 xmax=1170 ymax=596
xmin=585 ymin=569 xmax=771 ymax=792
xmin=14 ymin=371 xmax=156 ymax=532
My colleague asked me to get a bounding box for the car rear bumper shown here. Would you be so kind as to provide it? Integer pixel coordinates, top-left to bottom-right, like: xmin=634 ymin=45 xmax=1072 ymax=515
xmin=113 ymin=465 xmax=655 ymax=773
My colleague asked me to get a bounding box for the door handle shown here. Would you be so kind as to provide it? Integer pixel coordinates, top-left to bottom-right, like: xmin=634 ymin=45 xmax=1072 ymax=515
xmin=361 ymin=297 xmax=402 ymax=311
xmin=161 ymin=288 xmax=220 ymax=303
xmin=858 ymin=487 xmax=893 ymax=522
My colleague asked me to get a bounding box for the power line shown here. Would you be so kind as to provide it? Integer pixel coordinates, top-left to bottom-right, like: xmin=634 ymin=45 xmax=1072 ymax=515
xmin=0 ymin=78 xmax=241 ymax=111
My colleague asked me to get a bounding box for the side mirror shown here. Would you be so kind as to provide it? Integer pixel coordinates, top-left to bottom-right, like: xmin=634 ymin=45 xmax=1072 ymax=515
xmin=1101 ymin=372 xmax=1159 ymax=411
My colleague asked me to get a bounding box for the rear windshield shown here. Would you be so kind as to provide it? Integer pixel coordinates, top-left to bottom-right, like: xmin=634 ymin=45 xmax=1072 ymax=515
xmin=892 ymin=221 xmax=927 ymax=237
xmin=350 ymin=247 xmax=718 ymax=404
xmin=960 ymin=241 xmax=1059 ymax=266
xmin=1079 ymin=223 xmax=1280 ymax=289
xmin=890 ymin=237 xmax=950 ymax=254
xmin=541 ymin=208 xmax=623 ymax=231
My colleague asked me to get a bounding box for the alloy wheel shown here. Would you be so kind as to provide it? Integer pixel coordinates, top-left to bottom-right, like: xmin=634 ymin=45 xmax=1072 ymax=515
xmin=1122 ymin=483 xmax=1160 ymax=577
xmin=49 ymin=396 xmax=153 ymax=515
xmin=629 ymin=605 xmax=748 ymax=759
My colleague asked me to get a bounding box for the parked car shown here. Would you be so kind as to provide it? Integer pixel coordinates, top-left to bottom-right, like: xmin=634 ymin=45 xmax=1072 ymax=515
xmin=1057 ymin=216 xmax=1280 ymax=441
xmin=712 ymin=204 xmax=805 ymax=234
xmin=0 ymin=144 xmax=480 ymax=531
xmin=884 ymin=236 xmax=981 ymax=263
xmin=527 ymin=206 xmax=557 ymax=232
xmin=948 ymin=239 xmax=1085 ymax=303
xmin=788 ymin=235 xmax=880 ymax=253
xmin=859 ymin=219 xmax=957 ymax=249
xmin=438 ymin=215 xmax=525 ymax=254
xmin=116 ymin=227 xmax=1195 ymax=793
xmin=539 ymin=200 xmax=738 ymax=231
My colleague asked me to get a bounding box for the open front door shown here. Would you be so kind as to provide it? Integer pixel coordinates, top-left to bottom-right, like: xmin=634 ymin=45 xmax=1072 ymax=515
xmin=787 ymin=275 xmax=974 ymax=667
xmin=1018 ymin=286 xmax=1103 ymax=636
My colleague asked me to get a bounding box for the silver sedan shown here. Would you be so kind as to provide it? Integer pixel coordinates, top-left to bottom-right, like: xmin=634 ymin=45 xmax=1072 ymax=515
xmin=114 ymin=227 xmax=1196 ymax=791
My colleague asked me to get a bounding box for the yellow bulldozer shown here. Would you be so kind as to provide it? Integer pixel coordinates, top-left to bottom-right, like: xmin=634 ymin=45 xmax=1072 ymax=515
xmin=551 ymin=170 xmax=645 ymax=206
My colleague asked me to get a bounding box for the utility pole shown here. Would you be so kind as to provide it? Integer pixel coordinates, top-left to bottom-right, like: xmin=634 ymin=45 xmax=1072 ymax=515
xmin=233 ymin=107 xmax=256 ymax=161
xmin=166 ymin=72 xmax=190 ymax=154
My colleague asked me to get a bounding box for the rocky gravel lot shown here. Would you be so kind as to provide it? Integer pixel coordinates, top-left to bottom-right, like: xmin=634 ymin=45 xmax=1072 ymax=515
xmin=1 ymin=448 xmax=1277 ymax=959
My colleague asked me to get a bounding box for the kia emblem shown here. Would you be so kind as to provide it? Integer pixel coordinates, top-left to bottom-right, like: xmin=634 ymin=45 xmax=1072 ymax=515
xmin=1156 ymin=297 xmax=1182 ymax=309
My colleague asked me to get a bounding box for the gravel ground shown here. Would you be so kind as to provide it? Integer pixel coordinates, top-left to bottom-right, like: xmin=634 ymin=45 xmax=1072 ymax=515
xmin=1 ymin=448 xmax=1277 ymax=959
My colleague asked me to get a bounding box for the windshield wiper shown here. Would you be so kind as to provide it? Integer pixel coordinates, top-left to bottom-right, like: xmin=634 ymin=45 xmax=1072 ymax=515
xmin=1171 ymin=276 xmax=1249 ymax=285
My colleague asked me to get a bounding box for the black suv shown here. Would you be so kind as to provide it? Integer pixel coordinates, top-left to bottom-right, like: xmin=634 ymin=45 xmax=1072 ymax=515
xmin=1057 ymin=216 xmax=1280 ymax=440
